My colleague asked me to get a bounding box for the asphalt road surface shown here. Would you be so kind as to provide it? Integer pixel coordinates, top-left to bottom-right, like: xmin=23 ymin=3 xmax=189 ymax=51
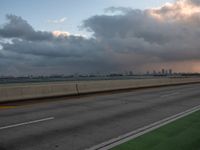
xmin=0 ymin=83 xmax=200 ymax=150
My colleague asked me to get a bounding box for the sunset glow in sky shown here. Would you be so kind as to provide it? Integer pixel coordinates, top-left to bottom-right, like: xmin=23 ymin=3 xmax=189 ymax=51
xmin=0 ymin=0 xmax=200 ymax=75
xmin=149 ymin=0 xmax=200 ymax=21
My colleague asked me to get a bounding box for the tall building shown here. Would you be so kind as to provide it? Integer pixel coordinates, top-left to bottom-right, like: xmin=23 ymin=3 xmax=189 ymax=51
xmin=169 ymin=69 xmax=172 ymax=75
xmin=162 ymin=69 xmax=165 ymax=75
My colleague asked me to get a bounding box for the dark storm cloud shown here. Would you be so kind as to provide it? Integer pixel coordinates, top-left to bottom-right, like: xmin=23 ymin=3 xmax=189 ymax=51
xmin=0 ymin=14 xmax=53 ymax=41
xmin=1 ymin=0 xmax=200 ymax=75
xmin=83 ymin=0 xmax=200 ymax=61
xmin=1 ymin=37 xmax=102 ymax=58
xmin=0 ymin=15 xmax=115 ymax=75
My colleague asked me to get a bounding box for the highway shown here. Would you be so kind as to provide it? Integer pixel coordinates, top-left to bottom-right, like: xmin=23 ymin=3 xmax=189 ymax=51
xmin=0 ymin=83 xmax=200 ymax=150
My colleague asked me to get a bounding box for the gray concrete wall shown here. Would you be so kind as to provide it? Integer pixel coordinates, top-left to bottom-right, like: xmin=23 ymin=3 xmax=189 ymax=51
xmin=77 ymin=78 xmax=200 ymax=94
xmin=0 ymin=77 xmax=200 ymax=102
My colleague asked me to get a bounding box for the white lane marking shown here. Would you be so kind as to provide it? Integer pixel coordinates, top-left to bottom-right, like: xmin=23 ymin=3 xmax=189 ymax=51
xmin=86 ymin=104 xmax=200 ymax=150
xmin=0 ymin=117 xmax=54 ymax=130
xmin=160 ymin=92 xmax=180 ymax=98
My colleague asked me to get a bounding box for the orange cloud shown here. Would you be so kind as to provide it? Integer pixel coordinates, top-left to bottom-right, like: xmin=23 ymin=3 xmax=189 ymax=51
xmin=52 ymin=30 xmax=70 ymax=37
xmin=148 ymin=0 xmax=200 ymax=21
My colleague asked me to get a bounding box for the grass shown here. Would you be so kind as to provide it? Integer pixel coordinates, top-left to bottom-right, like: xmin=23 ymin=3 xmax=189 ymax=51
xmin=112 ymin=110 xmax=200 ymax=150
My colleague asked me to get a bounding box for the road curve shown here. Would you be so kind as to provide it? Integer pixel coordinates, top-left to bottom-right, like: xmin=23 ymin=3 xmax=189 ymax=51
xmin=0 ymin=84 xmax=200 ymax=150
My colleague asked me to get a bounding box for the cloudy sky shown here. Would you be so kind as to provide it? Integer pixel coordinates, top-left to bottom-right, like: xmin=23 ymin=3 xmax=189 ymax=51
xmin=1 ymin=0 xmax=200 ymax=76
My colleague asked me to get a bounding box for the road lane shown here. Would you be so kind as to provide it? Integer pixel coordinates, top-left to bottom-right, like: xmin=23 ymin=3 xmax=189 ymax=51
xmin=0 ymin=84 xmax=200 ymax=150
xmin=87 ymin=104 xmax=200 ymax=150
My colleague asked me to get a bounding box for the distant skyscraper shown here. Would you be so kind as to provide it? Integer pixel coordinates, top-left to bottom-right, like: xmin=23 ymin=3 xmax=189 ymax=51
xmin=129 ymin=71 xmax=133 ymax=76
xmin=169 ymin=69 xmax=172 ymax=75
xmin=162 ymin=69 xmax=165 ymax=75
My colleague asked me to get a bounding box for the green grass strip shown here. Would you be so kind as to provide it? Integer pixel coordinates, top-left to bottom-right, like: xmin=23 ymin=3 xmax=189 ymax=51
xmin=112 ymin=110 xmax=200 ymax=150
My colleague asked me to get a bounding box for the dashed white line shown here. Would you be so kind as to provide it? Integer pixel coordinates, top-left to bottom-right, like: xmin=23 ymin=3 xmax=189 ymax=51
xmin=0 ymin=117 xmax=55 ymax=130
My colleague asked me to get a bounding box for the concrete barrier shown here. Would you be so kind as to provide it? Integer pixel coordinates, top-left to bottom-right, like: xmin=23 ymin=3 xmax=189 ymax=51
xmin=0 ymin=82 xmax=78 ymax=102
xmin=0 ymin=77 xmax=200 ymax=102
xmin=77 ymin=78 xmax=200 ymax=94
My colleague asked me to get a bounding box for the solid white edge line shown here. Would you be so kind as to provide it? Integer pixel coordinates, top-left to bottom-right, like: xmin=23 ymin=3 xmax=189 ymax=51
xmin=86 ymin=105 xmax=200 ymax=150
xmin=0 ymin=117 xmax=55 ymax=130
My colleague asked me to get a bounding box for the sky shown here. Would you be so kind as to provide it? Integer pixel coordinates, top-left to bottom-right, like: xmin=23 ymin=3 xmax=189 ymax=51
xmin=1 ymin=0 xmax=200 ymax=76
xmin=0 ymin=0 xmax=174 ymax=35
